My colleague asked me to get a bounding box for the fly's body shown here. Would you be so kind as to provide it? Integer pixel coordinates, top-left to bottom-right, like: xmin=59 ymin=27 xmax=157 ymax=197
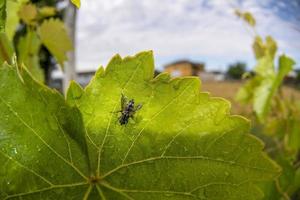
xmin=116 ymin=94 xmax=142 ymax=125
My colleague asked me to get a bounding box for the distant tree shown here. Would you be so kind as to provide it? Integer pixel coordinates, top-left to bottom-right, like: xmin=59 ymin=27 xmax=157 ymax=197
xmin=295 ymin=70 xmax=300 ymax=83
xmin=226 ymin=62 xmax=246 ymax=80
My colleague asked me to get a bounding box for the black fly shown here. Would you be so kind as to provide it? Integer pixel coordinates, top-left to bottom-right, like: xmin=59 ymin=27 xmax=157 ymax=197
xmin=115 ymin=93 xmax=142 ymax=125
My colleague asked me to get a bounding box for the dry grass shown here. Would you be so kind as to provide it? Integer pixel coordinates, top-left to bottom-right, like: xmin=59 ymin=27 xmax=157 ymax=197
xmin=201 ymin=81 xmax=300 ymax=115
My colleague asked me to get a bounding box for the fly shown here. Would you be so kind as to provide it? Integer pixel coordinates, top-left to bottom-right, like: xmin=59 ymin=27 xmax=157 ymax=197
xmin=115 ymin=93 xmax=142 ymax=125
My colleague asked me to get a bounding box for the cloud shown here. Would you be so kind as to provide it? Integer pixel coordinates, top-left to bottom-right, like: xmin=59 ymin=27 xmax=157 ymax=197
xmin=76 ymin=0 xmax=300 ymax=72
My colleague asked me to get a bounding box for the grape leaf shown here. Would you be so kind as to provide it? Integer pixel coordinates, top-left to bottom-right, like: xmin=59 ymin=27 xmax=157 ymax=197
xmin=253 ymin=36 xmax=277 ymax=60
xmin=0 ymin=0 xmax=6 ymax=32
xmin=69 ymin=51 xmax=280 ymax=199
xmin=39 ymin=19 xmax=73 ymax=67
xmin=235 ymin=10 xmax=256 ymax=27
xmin=236 ymin=35 xmax=295 ymax=122
xmin=5 ymin=0 xmax=29 ymax=40
xmin=0 ymin=51 xmax=280 ymax=199
xmin=38 ymin=6 xmax=56 ymax=18
xmin=0 ymin=32 xmax=14 ymax=64
xmin=253 ymin=55 xmax=295 ymax=122
xmin=17 ymin=30 xmax=44 ymax=82
xmin=0 ymin=62 xmax=90 ymax=199
xmin=18 ymin=3 xmax=37 ymax=25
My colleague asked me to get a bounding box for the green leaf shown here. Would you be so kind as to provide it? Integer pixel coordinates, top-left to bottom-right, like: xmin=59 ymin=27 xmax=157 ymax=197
xmin=0 ymin=0 xmax=6 ymax=32
xmin=39 ymin=18 xmax=73 ymax=67
xmin=253 ymin=36 xmax=277 ymax=60
xmin=66 ymin=80 xmax=84 ymax=107
xmin=0 ymin=32 xmax=14 ymax=64
xmin=17 ymin=30 xmax=44 ymax=82
xmin=235 ymin=76 xmax=261 ymax=104
xmin=243 ymin=12 xmax=256 ymax=27
xmin=0 ymin=62 xmax=90 ymax=199
xmin=18 ymin=3 xmax=37 ymax=25
xmin=253 ymin=55 xmax=295 ymax=122
xmin=235 ymin=10 xmax=256 ymax=27
xmin=72 ymin=51 xmax=279 ymax=199
xmin=5 ymin=0 xmax=29 ymax=40
xmin=0 ymin=51 xmax=280 ymax=199
xmin=71 ymin=0 xmax=80 ymax=8
xmin=38 ymin=6 xmax=56 ymax=18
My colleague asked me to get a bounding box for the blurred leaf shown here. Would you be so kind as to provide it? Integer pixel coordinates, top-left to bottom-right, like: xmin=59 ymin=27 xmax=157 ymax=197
xmin=17 ymin=30 xmax=44 ymax=82
xmin=18 ymin=3 xmax=37 ymax=25
xmin=254 ymin=56 xmax=275 ymax=77
xmin=38 ymin=6 xmax=56 ymax=18
xmin=236 ymin=76 xmax=261 ymax=103
xmin=0 ymin=32 xmax=14 ymax=64
xmin=39 ymin=18 xmax=73 ymax=67
xmin=253 ymin=36 xmax=277 ymax=60
xmin=235 ymin=10 xmax=256 ymax=27
xmin=71 ymin=0 xmax=80 ymax=8
xmin=243 ymin=12 xmax=256 ymax=27
xmin=0 ymin=0 xmax=6 ymax=32
xmin=5 ymin=0 xmax=29 ymax=40
xmin=261 ymin=154 xmax=300 ymax=200
xmin=254 ymin=55 xmax=294 ymax=122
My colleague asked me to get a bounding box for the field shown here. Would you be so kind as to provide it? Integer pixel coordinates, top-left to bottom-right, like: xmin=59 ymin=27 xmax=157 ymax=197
xmin=201 ymin=81 xmax=300 ymax=115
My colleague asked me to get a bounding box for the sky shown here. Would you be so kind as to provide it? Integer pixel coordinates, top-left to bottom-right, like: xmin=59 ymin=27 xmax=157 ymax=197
xmin=76 ymin=0 xmax=300 ymax=72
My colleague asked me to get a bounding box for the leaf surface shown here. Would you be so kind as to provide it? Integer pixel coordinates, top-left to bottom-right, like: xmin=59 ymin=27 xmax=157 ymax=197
xmin=39 ymin=19 xmax=73 ymax=67
xmin=0 ymin=0 xmax=6 ymax=32
xmin=0 ymin=32 xmax=14 ymax=64
xmin=17 ymin=30 xmax=44 ymax=82
xmin=0 ymin=51 xmax=280 ymax=199
xmin=70 ymin=51 xmax=280 ymax=199
xmin=5 ymin=0 xmax=29 ymax=40
xmin=0 ymin=63 xmax=90 ymax=199
xmin=18 ymin=3 xmax=37 ymax=25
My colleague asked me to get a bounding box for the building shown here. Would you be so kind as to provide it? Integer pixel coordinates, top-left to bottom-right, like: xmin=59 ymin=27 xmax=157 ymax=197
xmin=48 ymin=69 xmax=163 ymax=92
xmin=48 ymin=70 xmax=95 ymax=92
xmin=164 ymin=60 xmax=205 ymax=77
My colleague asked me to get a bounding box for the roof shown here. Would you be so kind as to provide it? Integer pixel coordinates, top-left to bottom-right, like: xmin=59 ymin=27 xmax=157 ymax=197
xmin=164 ymin=60 xmax=204 ymax=70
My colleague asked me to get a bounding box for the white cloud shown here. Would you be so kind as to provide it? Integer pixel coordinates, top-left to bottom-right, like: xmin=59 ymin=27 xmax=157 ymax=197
xmin=76 ymin=0 xmax=300 ymax=72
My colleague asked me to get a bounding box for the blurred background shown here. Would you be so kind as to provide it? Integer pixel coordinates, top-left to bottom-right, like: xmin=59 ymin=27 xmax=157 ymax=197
xmin=51 ymin=0 xmax=300 ymax=98
xmin=4 ymin=0 xmax=300 ymax=112
xmin=51 ymin=0 xmax=300 ymax=115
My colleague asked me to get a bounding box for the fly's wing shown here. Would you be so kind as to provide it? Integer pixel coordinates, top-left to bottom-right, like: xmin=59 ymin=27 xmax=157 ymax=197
xmin=130 ymin=104 xmax=142 ymax=119
xmin=121 ymin=93 xmax=128 ymax=110
xmin=135 ymin=104 xmax=143 ymax=111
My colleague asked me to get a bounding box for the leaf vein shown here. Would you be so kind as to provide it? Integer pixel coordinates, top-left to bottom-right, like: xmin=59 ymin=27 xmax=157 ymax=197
xmin=4 ymin=182 xmax=88 ymax=200
xmin=0 ymin=97 xmax=88 ymax=180
xmin=121 ymin=82 xmax=194 ymax=164
xmin=0 ymin=150 xmax=54 ymax=186
xmin=97 ymin=61 xmax=141 ymax=175
xmin=101 ymin=156 xmax=277 ymax=179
